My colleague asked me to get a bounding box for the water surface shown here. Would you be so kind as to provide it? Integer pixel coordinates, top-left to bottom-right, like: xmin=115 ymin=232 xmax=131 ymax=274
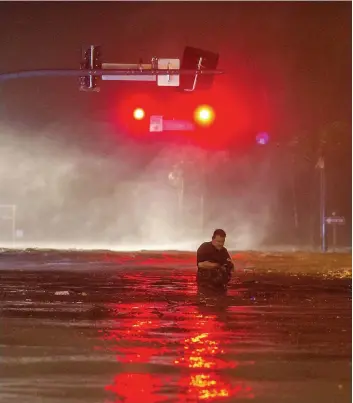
xmin=0 ymin=252 xmax=351 ymax=403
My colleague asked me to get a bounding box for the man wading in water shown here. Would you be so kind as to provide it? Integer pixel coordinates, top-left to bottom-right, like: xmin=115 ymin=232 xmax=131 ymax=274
xmin=196 ymin=229 xmax=235 ymax=290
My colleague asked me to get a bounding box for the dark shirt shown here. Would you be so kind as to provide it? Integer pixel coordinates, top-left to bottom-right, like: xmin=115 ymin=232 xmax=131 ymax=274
xmin=197 ymin=241 xmax=233 ymax=269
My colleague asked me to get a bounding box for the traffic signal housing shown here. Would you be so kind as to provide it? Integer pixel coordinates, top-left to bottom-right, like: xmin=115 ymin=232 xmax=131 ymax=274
xmin=180 ymin=46 xmax=219 ymax=92
xmin=79 ymin=45 xmax=102 ymax=91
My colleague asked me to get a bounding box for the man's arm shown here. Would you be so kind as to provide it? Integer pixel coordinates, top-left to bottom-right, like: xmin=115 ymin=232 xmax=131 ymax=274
xmin=198 ymin=261 xmax=220 ymax=269
xmin=197 ymin=243 xmax=220 ymax=269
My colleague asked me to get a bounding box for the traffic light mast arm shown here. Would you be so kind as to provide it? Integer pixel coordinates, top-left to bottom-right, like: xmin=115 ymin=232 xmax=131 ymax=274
xmin=0 ymin=68 xmax=223 ymax=82
xmin=0 ymin=45 xmax=223 ymax=92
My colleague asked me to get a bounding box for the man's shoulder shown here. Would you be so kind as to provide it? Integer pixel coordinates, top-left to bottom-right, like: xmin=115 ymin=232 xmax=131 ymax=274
xmin=197 ymin=241 xmax=212 ymax=252
xmin=199 ymin=241 xmax=212 ymax=247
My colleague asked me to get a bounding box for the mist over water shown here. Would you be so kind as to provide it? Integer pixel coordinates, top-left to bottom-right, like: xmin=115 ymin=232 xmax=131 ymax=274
xmin=0 ymin=122 xmax=279 ymax=251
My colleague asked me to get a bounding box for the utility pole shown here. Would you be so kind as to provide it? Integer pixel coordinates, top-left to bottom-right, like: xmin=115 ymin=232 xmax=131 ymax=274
xmin=316 ymin=155 xmax=327 ymax=252
xmin=332 ymin=212 xmax=337 ymax=252
xmin=289 ymin=139 xmax=299 ymax=233
xmin=199 ymin=150 xmax=208 ymax=238
xmin=178 ymin=163 xmax=185 ymax=231
xmin=168 ymin=160 xmax=185 ymax=236
xmin=0 ymin=204 xmax=16 ymax=248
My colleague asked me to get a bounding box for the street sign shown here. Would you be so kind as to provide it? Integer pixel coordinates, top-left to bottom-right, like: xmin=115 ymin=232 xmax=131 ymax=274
xmin=102 ymin=63 xmax=156 ymax=82
xmin=149 ymin=115 xmax=163 ymax=132
xmin=163 ymin=119 xmax=195 ymax=131
xmin=325 ymin=214 xmax=346 ymax=252
xmin=325 ymin=216 xmax=345 ymax=225
xmin=149 ymin=116 xmax=195 ymax=132
xmin=157 ymin=59 xmax=180 ymax=87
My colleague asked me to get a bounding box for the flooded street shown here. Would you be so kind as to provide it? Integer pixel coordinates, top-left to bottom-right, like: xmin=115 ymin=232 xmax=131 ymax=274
xmin=0 ymin=251 xmax=351 ymax=403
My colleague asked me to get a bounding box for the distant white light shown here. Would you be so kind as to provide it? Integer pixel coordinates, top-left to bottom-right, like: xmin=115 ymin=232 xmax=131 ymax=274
xmin=256 ymin=132 xmax=269 ymax=145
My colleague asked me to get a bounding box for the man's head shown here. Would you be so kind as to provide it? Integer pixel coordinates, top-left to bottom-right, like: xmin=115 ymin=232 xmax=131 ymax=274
xmin=211 ymin=229 xmax=226 ymax=250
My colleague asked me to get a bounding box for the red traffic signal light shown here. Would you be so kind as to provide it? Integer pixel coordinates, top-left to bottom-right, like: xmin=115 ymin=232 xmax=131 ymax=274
xmin=193 ymin=104 xmax=215 ymax=126
xmin=133 ymin=107 xmax=145 ymax=120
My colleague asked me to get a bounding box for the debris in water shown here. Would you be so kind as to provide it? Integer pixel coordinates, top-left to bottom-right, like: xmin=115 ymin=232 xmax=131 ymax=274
xmin=55 ymin=290 xmax=70 ymax=295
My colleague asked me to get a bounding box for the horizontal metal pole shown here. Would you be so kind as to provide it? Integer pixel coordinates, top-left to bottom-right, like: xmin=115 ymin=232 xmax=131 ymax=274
xmin=0 ymin=68 xmax=224 ymax=82
xmin=102 ymin=63 xmax=152 ymax=69
xmin=99 ymin=68 xmax=222 ymax=75
xmin=102 ymin=74 xmax=156 ymax=82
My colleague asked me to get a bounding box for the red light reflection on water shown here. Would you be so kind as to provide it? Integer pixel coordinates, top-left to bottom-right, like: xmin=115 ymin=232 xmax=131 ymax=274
xmin=97 ymin=304 xmax=165 ymax=364
xmin=175 ymin=312 xmax=254 ymax=401
xmin=101 ymin=252 xmax=196 ymax=268
xmin=97 ymin=300 xmax=255 ymax=402
xmin=105 ymin=373 xmax=166 ymax=403
xmin=98 ymin=303 xmax=170 ymax=402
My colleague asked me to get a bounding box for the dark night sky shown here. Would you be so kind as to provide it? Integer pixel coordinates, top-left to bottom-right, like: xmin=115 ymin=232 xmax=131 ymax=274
xmin=0 ymin=1 xmax=351 ymax=247
xmin=0 ymin=2 xmax=351 ymax=131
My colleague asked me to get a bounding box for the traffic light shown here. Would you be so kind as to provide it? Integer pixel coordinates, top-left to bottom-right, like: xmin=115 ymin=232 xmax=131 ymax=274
xmin=133 ymin=107 xmax=145 ymax=120
xmin=180 ymin=46 xmax=219 ymax=92
xmin=79 ymin=45 xmax=102 ymax=91
xmin=193 ymin=105 xmax=215 ymax=126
